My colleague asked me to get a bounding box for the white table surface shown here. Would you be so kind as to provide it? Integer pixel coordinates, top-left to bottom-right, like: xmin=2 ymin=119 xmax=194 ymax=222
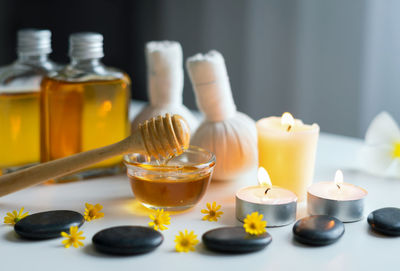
xmin=1 ymin=104 xmax=399 ymax=271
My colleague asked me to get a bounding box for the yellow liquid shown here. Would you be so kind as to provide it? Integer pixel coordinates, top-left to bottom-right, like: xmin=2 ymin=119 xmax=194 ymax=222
xmin=0 ymin=91 xmax=40 ymax=172
xmin=40 ymin=76 xmax=130 ymax=176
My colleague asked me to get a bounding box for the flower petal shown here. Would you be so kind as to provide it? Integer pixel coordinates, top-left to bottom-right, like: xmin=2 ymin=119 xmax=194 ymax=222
xmin=365 ymin=111 xmax=400 ymax=145
xmin=359 ymin=145 xmax=394 ymax=176
xmin=69 ymin=226 xmax=78 ymax=234
xmin=18 ymin=208 xmax=24 ymax=216
xmin=384 ymin=159 xmax=400 ymax=178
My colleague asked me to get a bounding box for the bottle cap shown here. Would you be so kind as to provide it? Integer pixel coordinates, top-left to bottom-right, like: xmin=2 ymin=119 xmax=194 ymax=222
xmin=69 ymin=32 xmax=104 ymax=59
xmin=17 ymin=29 xmax=52 ymax=55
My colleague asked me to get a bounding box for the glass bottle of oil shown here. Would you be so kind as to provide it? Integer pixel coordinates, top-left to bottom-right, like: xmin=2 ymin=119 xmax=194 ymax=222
xmin=40 ymin=32 xmax=131 ymax=181
xmin=0 ymin=29 xmax=59 ymax=175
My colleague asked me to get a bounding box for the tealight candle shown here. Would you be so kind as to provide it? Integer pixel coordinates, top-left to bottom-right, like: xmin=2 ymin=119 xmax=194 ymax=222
xmin=256 ymin=112 xmax=319 ymax=201
xmin=236 ymin=167 xmax=297 ymax=227
xmin=307 ymin=170 xmax=368 ymax=222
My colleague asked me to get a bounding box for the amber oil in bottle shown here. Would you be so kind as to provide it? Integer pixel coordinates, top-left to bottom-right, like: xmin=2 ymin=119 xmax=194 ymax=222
xmin=40 ymin=33 xmax=131 ymax=181
xmin=0 ymin=29 xmax=58 ymax=174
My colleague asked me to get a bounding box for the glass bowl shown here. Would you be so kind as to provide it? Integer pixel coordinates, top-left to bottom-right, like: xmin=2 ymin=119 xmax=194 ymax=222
xmin=123 ymin=146 xmax=216 ymax=211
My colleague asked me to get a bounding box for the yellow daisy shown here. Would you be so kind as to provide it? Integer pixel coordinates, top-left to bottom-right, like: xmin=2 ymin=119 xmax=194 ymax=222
xmin=175 ymin=230 xmax=199 ymax=253
xmin=243 ymin=212 xmax=267 ymax=235
xmin=84 ymin=203 xmax=104 ymax=221
xmin=148 ymin=209 xmax=171 ymax=231
xmin=3 ymin=207 xmax=29 ymax=225
xmin=61 ymin=226 xmax=85 ymax=248
xmin=201 ymin=202 xmax=223 ymax=222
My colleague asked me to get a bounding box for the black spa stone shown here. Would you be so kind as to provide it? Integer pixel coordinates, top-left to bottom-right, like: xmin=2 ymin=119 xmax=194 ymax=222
xmin=14 ymin=210 xmax=84 ymax=239
xmin=368 ymin=207 xmax=400 ymax=236
xmin=202 ymin=226 xmax=272 ymax=253
xmin=92 ymin=226 xmax=163 ymax=255
xmin=292 ymin=215 xmax=344 ymax=246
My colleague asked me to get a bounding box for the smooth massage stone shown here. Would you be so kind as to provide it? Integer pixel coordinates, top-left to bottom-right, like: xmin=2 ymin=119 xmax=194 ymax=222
xmin=202 ymin=226 xmax=272 ymax=253
xmin=368 ymin=207 xmax=400 ymax=236
xmin=293 ymin=215 xmax=344 ymax=246
xmin=14 ymin=210 xmax=84 ymax=239
xmin=92 ymin=226 xmax=163 ymax=255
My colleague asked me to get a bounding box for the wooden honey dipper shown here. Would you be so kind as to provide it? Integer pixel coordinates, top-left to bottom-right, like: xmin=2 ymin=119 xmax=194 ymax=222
xmin=0 ymin=113 xmax=190 ymax=197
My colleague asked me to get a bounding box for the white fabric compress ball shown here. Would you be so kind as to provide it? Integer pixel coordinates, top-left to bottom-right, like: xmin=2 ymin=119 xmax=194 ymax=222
xmin=132 ymin=41 xmax=198 ymax=133
xmin=186 ymin=50 xmax=258 ymax=181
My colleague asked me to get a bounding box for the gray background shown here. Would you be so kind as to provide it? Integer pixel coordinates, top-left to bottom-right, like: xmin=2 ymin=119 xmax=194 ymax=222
xmin=156 ymin=0 xmax=400 ymax=138
xmin=1 ymin=0 xmax=399 ymax=138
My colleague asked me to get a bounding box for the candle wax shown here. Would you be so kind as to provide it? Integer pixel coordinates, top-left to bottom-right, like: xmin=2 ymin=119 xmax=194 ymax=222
xmin=236 ymin=186 xmax=297 ymax=205
xmin=308 ymin=181 xmax=367 ymax=201
xmin=257 ymin=116 xmax=319 ymax=201
xmin=258 ymin=117 xmax=308 ymax=132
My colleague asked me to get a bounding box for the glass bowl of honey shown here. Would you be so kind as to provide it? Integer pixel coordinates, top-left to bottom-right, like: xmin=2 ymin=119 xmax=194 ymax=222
xmin=124 ymin=146 xmax=216 ymax=211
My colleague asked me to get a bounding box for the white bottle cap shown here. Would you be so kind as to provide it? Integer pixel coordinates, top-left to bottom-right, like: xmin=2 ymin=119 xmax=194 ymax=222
xmin=17 ymin=29 xmax=52 ymax=55
xmin=69 ymin=32 xmax=104 ymax=59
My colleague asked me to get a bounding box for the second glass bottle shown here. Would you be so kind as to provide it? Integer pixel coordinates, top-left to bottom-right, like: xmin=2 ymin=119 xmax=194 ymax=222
xmin=40 ymin=32 xmax=131 ymax=181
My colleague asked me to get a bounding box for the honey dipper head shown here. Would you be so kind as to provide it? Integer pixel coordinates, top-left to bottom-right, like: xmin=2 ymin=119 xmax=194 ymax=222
xmin=138 ymin=113 xmax=190 ymax=159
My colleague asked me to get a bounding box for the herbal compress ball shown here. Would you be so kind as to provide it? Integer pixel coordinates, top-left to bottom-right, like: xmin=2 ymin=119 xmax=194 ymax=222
xmin=186 ymin=50 xmax=257 ymax=181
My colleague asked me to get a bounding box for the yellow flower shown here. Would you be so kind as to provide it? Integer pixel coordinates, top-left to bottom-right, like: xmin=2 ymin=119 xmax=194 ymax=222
xmin=243 ymin=212 xmax=267 ymax=235
xmin=201 ymin=202 xmax=223 ymax=222
xmin=84 ymin=203 xmax=104 ymax=221
xmin=3 ymin=207 xmax=29 ymax=225
xmin=174 ymin=230 xmax=199 ymax=253
xmin=61 ymin=226 xmax=85 ymax=248
xmin=148 ymin=209 xmax=171 ymax=231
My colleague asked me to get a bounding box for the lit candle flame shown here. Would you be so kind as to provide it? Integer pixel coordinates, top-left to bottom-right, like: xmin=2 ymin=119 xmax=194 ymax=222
xmin=258 ymin=167 xmax=272 ymax=187
xmin=334 ymin=169 xmax=344 ymax=189
xmin=281 ymin=112 xmax=294 ymax=132
xmin=258 ymin=167 xmax=272 ymax=202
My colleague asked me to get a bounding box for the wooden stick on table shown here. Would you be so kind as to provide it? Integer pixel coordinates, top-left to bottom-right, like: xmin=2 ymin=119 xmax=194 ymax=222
xmin=0 ymin=114 xmax=190 ymax=197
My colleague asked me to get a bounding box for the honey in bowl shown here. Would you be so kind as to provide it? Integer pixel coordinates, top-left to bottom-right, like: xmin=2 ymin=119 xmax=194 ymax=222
xmin=124 ymin=146 xmax=215 ymax=211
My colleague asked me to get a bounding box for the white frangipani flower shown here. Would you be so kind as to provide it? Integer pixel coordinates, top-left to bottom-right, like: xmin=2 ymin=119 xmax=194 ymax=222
xmin=359 ymin=111 xmax=400 ymax=178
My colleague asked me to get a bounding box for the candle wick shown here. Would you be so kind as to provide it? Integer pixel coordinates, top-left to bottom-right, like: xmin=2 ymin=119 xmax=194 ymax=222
xmin=286 ymin=125 xmax=292 ymax=132
xmin=336 ymin=184 xmax=341 ymax=189
xmin=264 ymin=188 xmax=271 ymax=195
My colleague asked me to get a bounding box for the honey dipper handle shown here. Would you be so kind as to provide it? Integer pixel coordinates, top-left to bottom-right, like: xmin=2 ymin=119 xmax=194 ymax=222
xmin=0 ymin=133 xmax=144 ymax=197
